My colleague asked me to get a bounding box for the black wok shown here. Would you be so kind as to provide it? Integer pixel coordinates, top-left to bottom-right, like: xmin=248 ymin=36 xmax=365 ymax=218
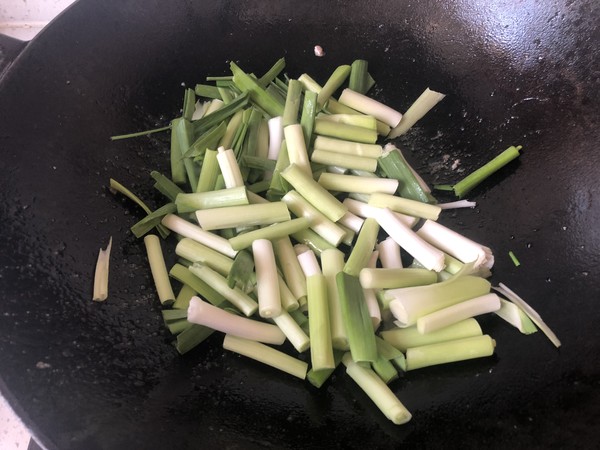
xmin=1 ymin=0 xmax=599 ymax=448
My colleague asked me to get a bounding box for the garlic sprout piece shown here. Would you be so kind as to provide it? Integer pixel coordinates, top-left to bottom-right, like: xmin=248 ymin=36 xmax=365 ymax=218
xmin=493 ymin=283 xmax=561 ymax=348
xmin=416 ymin=219 xmax=494 ymax=272
xmin=187 ymin=297 xmax=285 ymax=345
xmin=92 ymin=237 xmax=112 ymax=302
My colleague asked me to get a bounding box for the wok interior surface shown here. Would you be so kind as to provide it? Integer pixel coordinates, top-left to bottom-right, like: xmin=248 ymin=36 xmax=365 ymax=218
xmin=0 ymin=0 xmax=599 ymax=448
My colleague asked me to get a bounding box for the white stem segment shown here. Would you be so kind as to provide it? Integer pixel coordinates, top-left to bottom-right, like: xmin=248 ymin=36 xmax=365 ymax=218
xmin=375 ymin=208 xmax=446 ymax=272
xmin=342 ymin=353 xmax=412 ymax=425
xmin=144 ymin=235 xmax=175 ymax=306
xmin=338 ymin=211 xmax=365 ymax=233
xmin=318 ymin=173 xmax=399 ymax=195
xmin=405 ymin=335 xmax=495 ymax=371
xmin=377 ymin=237 xmax=403 ymax=269
xmin=267 ymin=116 xmax=284 ymax=160
xmin=380 ymin=318 xmax=483 ymax=352
xmin=493 ymin=283 xmax=561 ymax=348
xmin=297 ymin=249 xmax=321 ymax=277
xmin=438 ymin=200 xmax=477 ymax=209
xmin=416 ymin=293 xmax=501 ymax=334
xmin=272 ymin=311 xmax=310 ymax=352
xmin=92 ymin=236 xmax=112 ymax=302
xmin=388 ymin=88 xmax=446 ymax=138
xmin=161 ymin=214 xmax=237 ymax=258
xmin=216 ymin=147 xmax=244 ymax=188
xmin=252 ymin=239 xmax=282 ymax=319
xmin=338 ymin=89 xmax=403 ymax=127
xmin=223 ymin=334 xmax=308 ymax=379
xmin=416 ymin=219 xmax=494 ymax=271
xmin=188 ymin=297 xmax=284 ymax=344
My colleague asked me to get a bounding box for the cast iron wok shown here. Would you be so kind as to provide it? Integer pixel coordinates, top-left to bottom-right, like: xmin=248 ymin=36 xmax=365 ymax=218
xmin=1 ymin=0 xmax=599 ymax=448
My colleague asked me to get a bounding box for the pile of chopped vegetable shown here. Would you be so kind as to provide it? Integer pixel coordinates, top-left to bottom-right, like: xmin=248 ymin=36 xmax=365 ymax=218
xmin=101 ymin=57 xmax=560 ymax=426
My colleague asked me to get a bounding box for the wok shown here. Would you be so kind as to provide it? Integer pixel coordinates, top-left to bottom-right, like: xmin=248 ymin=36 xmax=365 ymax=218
xmin=1 ymin=0 xmax=599 ymax=448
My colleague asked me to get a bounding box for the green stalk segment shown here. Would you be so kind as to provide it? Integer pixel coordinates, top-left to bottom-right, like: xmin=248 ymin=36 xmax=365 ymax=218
xmin=151 ymin=170 xmax=184 ymax=201
xmin=300 ymin=90 xmax=318 ymax=147
xmin=176 ymin=186 xmax=248 ymax=213
xmin=130 ymin=203 xmax=176 ymax=239
xmin=223 ymin=334 xmax=308 ymax=379
xmin=175 ymin=238 xmax=234 ymax=276
xmin=313 ymin=136 xmax=382 ymax=158
xmin=343 ymin=353 xmax=412 ymax=425
xmin=317 ymin=64 xmax=351 ymax=108
xmin=307 ymin=350 xmax=345 ymax=389
xmin=318 ymin=173 xmax=398 ymax=195
xmin=176 ymin=324 xmax=215 ymax=355
xmin=344 ymin=218 xmax=379 ymax=276
xmin=348 ymin=59 xmax=369 ymax=94
xmin=359 ymin=268 xmax=437 ymax=290
xmin=188 ymin=263 xmax=258 ymax=316
xmin=377 ymin=145 xmax=431 ymax=203
xmin=281 ymin=163 xmax=347 ymax=222
xmin=405 ymin=335 xmax=496 ymax=370
xmin=307 ymin=274 xmax=335 ymax=370
xmin=336 ymin=272 xmax=378 ymax=363
xmin=230 ymin=62 xmax=284 ymax=117
xmin=452 ymin=146 xmax=522 ymax=198
xmin=143 ymin=235 xmax=175 ymax=306
xmin=380 ymin=318 xmax=483 ymax=352
xmin=195 ymin=201 xmax=290 ymax=230
xmin=311 ymin=149 xmax=378 ymax=172
xmin=228 ymin=217 xmax=311 ymax=251
xmin=368 ymin=192 xmax=441 ymax=220
xmin=169 ymin=263 xmax=228 ymax=307
xmin=283 ymin=79 xmax=303 ymax=126
xmin=314 ymin=119 xmax=378 ymax=144
xmin=273 ymin=236 xmax=307 ymax=303
xmin=387 ymin=275 xmax=491 ymax=327
xmin=321 ymin=249 xmax=349 ymax=350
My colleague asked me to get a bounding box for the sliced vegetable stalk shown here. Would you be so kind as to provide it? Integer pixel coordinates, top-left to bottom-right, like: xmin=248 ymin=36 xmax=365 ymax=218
xmin=386 ymin=275 xmax=491 ymax=327
xmin=380 ymin=318 xmax=483 ymax=352
xmin=318 ymin=173 xmax=398 ymax=195
xmin=272 ymin=311 xmax=310 ymax=353
xmin=252 ymin=239 xmax=282 ymax=318
xmin=359 ymin=267 xmax=437 ymax=290
xmin=368 ymin=192 xmax=441 ymax=221
xmin=144 ymin=235 xmax=175 ymax=306
xmin=336 ymin=272 xmax=378 ymax=363
xmin=493 ymin=282 xmax=561 ymax=347
xmin=416 ymin=293 xmax=501 ymax=334
xmin=344 ymin=218 xmax=379 ymax=276
xmin=495 ymin=298 xmax=538 ymax=334
xmin=388 ymin=88 xmax=446 ymax=138
xmin=377 ymin=237 xmax=403 ymax=269
xmin=307 ymin=274 xmax=335 ymax=370
xmin=223 ymin=334 xmax=308 ymax=379
xmin=281 ymin=163 xmax=347 ymax=222
xmin=228 ymin=217 xmax=311 ymax=251
xmin=307 ymin=350 xmax=345 ymax=388
xmin=321 ymin=249 xmax=349 ymax=350
xmin=195 ymin=202 xmax=290 ymax=230
xmin=451 ymin=145 xmax=522 ymax=198
xmin=375 ymin=208 xmax=446 ymax=273
xmin=187 ymin=296 xmax=284 ymax=344
xmin=342 ymin=353 xmax=412 ymax=425
xmin=273 ymin=236 xmax=307 ymax=303
xmin=338 ymin=89 xmax=402 ymax=128
xmin=377 ymin=144 xmax=430 ymax=203
xmin=188 ymin=263 xmax=258 ymax=316
xmin=175 ymin=185 xmax=248 ymax=213
xmin=317 ymin=64 xmax=351 ymax=108
xmin=92 ymin=237 xmax=112 ymax=302
xmin=405 ymin=335 xmax=496 ymax=370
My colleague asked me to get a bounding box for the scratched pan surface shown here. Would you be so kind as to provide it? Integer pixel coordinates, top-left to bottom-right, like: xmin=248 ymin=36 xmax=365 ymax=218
xmin=0 ymin=0 xmax=599 ymax=448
